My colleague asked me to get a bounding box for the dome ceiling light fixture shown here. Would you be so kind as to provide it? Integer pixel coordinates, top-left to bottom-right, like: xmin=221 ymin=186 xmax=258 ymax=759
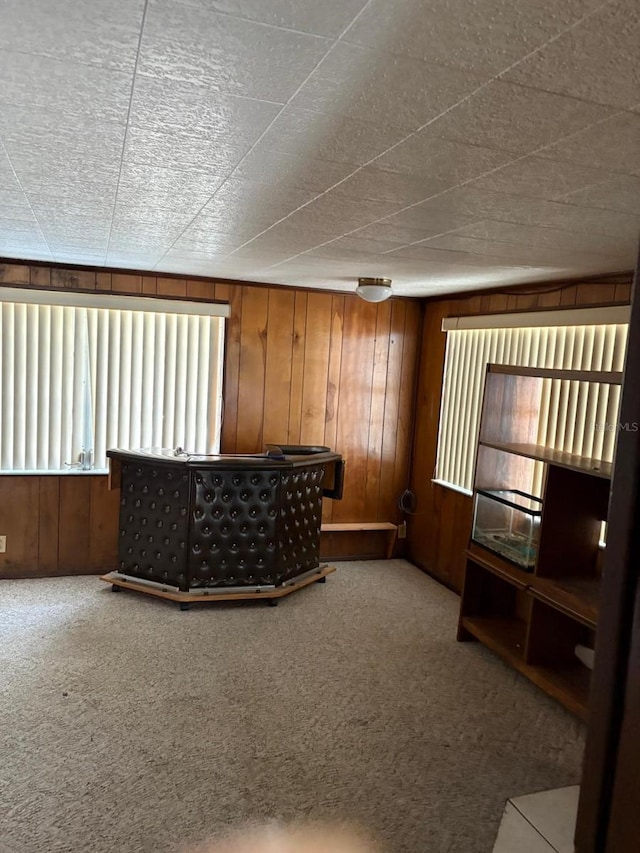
xmin=356 ymin=277 xmax=393 ymax=302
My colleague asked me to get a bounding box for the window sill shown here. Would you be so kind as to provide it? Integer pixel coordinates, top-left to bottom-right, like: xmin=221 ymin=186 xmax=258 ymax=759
xmin=431 ymin=478 xmax=473 ymax=497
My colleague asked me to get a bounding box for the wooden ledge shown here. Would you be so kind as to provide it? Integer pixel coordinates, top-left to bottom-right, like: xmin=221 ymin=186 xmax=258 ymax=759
xmin=321 ymin=522 xmax=398 ymax=558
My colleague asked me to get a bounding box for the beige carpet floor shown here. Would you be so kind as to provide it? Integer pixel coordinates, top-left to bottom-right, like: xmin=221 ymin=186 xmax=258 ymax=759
xmin=0 ymin=560 xmax=585 ymax=853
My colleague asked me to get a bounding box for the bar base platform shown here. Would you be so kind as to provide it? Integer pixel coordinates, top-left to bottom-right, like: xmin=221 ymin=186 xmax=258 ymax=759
xmin=100 ymin=565 xmax=336 ymax=609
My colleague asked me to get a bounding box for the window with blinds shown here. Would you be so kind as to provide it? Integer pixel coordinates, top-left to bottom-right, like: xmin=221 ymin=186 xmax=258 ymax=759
xmin=0 ymin=289 xmax=227 ymax=474
xmin=435 ymin=308 xmax=629 ymax=495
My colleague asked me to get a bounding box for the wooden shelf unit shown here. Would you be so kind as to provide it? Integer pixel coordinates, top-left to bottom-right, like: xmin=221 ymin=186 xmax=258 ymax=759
xmin=458 ymin=365 xmax=622 ymax=721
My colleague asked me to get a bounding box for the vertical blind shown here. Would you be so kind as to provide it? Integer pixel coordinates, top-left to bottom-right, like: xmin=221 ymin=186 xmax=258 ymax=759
xmin=0 ymin=295 xmax=225 ymax=473
xmin=435 ymin=320 xmax=628 ymax=495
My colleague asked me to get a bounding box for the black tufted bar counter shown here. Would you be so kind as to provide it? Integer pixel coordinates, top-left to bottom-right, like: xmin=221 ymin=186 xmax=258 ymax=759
xmin=104 ymin=447 xmax=344 ymax=602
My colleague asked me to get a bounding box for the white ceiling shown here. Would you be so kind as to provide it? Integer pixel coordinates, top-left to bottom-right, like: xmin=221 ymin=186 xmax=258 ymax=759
xmin=0 ymin=0 xmax=638 ymax=297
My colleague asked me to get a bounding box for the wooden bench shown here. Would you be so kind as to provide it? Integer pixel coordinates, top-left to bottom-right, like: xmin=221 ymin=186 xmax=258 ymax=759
xmin=320 ymin=522 xmax=398 ymax=559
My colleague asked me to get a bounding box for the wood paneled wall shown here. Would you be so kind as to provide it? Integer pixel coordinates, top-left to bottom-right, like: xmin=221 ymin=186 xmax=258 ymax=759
xmin=407 ymin=275 xmax=633 ymax=594
xmin=0 ymin=261 xmax=421 ymax=577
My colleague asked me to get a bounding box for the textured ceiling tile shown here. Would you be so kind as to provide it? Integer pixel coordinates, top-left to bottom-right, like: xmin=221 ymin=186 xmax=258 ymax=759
xmin=0 ymin=106 xmax=125 ymax=189
xmin=258 ymin=107 xmax=408 ymax=166
xmin=1 ymin=240 xmax=52 ymax=258
xmin=381 ymin=206 xmax=485 ymax=234
xmin=233 ymin=226 xmax=334 ymax=255
xmin=233 ymin=146 xmax=353 ymax=193
xmin=374 ymin=133 xmax=513 ymax=183
xmin=187 ymin=178 xmax=313 ymax=234
xmin=385 ymin=243 xmax=527 ymax=266
xmin=115 ymin=163 xmax=226 ymax=214
xmin=24 ymin=181 xmax=117 ymax=205
xmin=391 ymin=240 xmax=624 ymax=271
xmin=0 ymin=190 xmax=37 ymax=221
xmin=46 ymin=237 xmax=110 ymax=251
xmin=0 ymin=51 xmax=131 ymax=123
xmin=139 ymin=2 xmax=331 ymax=102
xmin=558 ymin=174 xmax=640 ymax=216
xmin=291 ymin=42 xmax=489 ymax=132
xmin=111 ymin=206 xmax=196 ymax=232
xmin=510 ymin=203 xmax=640 ymax=241
xmin=303 ymin=245 xmax=385 ymax=263
xmin=0 ymin=220 xmax=45 ymax=242
xmin=537 ymin=111 xmax=640 ymax=176
xmin=124 ymin=126 xmax=246 ymax=176
xmin=343 ymin=0 xmax=604 ymax=76
xmin=428 ymin=81 xmax=614 ymax=154
xmin=129 ymin=75 xmax=280 ymax=141
xmin=171 ymin=233 xmax=248 ymax=253
xmin=451 ymin=219 xmax=628 ymax=254
xmin=160 ymin=0 xmax=368 ymax=38
xmin=504 ymin=0 xmax=640 ymax=110
xmin=465 ymin=156 xmax=611 ymax=200
xmin=279 ymin=191 xmax=401 ymax=233
xmin=53 ymin=251 xmax=107 ymax=264
xmin=33 ymin=216 xmax=111 ymax=243
xmin=0 ymin=0 xmax=145 ymax=72
xmin=0 ymin=149 xmax=20 ymax=191
xmin=316 ymin=235 xmax=404 ymax=254
xmin=333 ymin=167 xmax=450 ymax=206
xmin=352 ymin=216 xmax=474 ymax=243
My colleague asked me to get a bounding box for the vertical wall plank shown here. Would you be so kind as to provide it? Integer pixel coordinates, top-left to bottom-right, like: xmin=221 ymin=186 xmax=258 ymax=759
xmin=38 ymin=477 xmax=60 ymax=574
xmin=235 ymin=286 xmax=269 ymax=451
xmin=187 ymin=279 xmax=216 ymax=299
xmin=363 ymin=300 xmax=392 ymax=520
xmin=142 ymin=276 xmax=157 ymax=294
xmin=30 ymin=267 xmax=51 ymax=287
xmin=379 ymin=300 xmax=407 ymax=522
xmin=287 ymin=291 xmax=308 ymax=445
xmin=331 ymin=299 xmax=378 ymax=522
xmin=576 ymin=283 xmax=617 ymax=305
xmin=51 ymin=268 xmax=96 ymax=290
xmin=0 ymin=477 xmax=39 ymax=577
xmin=322 ymin=295 xmax=345 ymax=522
xmin=58 ymin=478 xmax=92 ymax=573
xmin=536 ymin=288 xmax=562 ymax=308
xmin=615 ymin=283 xmax=632 ymax=303
xmin=299 ymin=292 xmax=333 ymax=446
xmin=0 ymin=263 xmax=30 ymax=283
xmin=157 ymin=277 xmax=187 ymax=297
xmin=111 ymin=274 xmax=142 ymax=294
xmin=220 ymin=283 xmax=243 ymax=452
xmin=96 ymin=272 xmax=112 ymax=291
xmin=560 ymin=284 xmax=578 ymax=306
xmin=88 ymin=477 xmax=119 ymax=570
xmin=263 ymin=289 xmax=295 ymax=445
xmin=393 ymin=302 xmax=422 ymax=517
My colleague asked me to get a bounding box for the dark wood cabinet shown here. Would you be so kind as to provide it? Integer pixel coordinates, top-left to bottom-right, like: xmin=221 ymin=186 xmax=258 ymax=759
xmin=458 ymin=365 xmax=622 ymax=720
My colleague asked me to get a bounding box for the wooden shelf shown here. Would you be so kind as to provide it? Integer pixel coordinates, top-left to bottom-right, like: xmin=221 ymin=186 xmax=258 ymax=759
xmin=462 ymin=614 xmax=591 ymax=721
xmin=459 ymin=363 xmax=615 ymax=720
xmin=530 ymin=576 xmax=600 ymax=629
xmin=527 ymin=662 xmax=591 ymax=721
xmin=479 ymin=440 xmax=612 ymax=478
xmin=461 ymin=615 xmax=527 ymax=666
xmin=465 ymin=547 xmax=531 ymax=588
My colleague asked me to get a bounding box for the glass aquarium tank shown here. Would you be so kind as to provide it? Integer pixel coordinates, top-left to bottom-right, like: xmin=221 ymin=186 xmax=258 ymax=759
xmin=471 ymin=488 xmax=542 ymax=570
